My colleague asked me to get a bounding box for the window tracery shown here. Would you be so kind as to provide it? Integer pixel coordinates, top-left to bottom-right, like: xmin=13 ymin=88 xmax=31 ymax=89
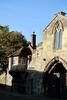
xmin=53 ymin=21 xmax=64 ymax=49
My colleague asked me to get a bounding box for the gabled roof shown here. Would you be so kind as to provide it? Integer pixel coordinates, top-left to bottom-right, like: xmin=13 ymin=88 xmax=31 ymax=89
xmin=9 ymin=47 xmax=24 ymax=57
xmin=43 ymin=12 xmax=67 ymax=32
xmin=9 ymin=46 xmax=32 ymax=57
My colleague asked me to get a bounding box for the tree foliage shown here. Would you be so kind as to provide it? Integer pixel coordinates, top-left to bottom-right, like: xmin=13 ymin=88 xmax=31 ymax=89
xmin=0 ymin=25 xmax=28 ymax=73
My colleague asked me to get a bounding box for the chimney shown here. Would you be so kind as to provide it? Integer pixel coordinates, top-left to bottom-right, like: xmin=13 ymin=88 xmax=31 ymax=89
xmin=58 ymin=11 xmax=66 ymax=16
xmin=31 ymin=32 xmax=36 ymax=49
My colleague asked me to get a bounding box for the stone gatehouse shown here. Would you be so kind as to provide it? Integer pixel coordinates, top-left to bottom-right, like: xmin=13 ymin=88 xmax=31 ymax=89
xmin=5 ymin=11 xmax=67 ymax=98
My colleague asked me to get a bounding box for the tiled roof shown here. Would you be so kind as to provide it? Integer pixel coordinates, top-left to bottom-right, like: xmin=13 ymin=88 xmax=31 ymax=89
xmin=9 ymin=46 xmax=32 ymax=57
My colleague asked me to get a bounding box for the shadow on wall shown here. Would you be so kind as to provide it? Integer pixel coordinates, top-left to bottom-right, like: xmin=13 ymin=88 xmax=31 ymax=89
xmin=9 ymin=68 xmax=67 ymax=99
xmin=0 ymin=67 xmax=67 ymax=99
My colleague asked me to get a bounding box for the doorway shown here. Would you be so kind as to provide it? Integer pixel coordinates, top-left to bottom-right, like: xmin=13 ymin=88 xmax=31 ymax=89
xmin=44 ymin=62 xmax=66 ymax=98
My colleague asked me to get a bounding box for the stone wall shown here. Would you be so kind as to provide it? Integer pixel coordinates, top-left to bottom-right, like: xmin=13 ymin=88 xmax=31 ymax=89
xmin=28 ymin=13 xmax=67 ymax=72
xmin=26 ymin=71 xmax=44 ymax=96
xmin=0 ymin=72 xmax=12 ymax=86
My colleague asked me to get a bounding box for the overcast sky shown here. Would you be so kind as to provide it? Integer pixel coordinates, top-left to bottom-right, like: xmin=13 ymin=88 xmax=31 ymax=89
xmin=0 ymin=0 xmax=67 ymax=44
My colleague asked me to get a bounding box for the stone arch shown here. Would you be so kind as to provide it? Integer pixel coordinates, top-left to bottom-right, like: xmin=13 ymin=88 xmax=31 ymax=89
xmin=43 ymin=56 xmax=67 ymax=97
xmin=45 ymin=56 xmax=67 ymax=73
xmin=52 ymin=20 xmax=64 ymax=34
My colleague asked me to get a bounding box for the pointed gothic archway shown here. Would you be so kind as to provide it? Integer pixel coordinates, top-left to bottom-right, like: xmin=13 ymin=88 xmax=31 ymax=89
xmin=43 ymin=56 xmax=67 ymax=97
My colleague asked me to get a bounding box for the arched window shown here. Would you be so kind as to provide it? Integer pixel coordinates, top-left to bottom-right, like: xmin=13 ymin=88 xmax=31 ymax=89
xmin=59 ymin=30 xmax=62 ymax=48
xmin=54 ymin=21 xmax=63 ymax=49
xmin=54 ymin=30 xmax=59 ymax=48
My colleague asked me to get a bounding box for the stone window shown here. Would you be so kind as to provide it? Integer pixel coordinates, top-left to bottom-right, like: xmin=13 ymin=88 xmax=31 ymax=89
xmin=13 ymin=56 xmax=18 ymax=66
xmin=54 ymin=30 xmax=59 ymax=48
xmin=28 ymin=55 xmax=32 ymax=63
xmin=54 ymin=21 xmax=63 ymax=49
xmin=59 ymin=30 xmax=62 ymax=48
xmin=21 ymin=57 xmax=27 ymax=65
xmin=8 ymin=57 xmax=12 ymax=70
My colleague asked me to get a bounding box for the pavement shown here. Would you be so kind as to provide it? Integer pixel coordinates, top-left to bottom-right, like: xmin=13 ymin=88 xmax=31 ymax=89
xmin=0 ymin=90 xmax=66 ymax=100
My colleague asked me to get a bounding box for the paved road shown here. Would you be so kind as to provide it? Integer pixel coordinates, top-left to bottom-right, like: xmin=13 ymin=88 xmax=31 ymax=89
xmin=0 ymin=90 xmax=66 ymax=100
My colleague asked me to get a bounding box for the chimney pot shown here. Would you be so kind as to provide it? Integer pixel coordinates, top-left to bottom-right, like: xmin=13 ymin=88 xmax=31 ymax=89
xmin=31 ymin=32 xmax=36 ymax=49
xmin=58 ymin=11 xmax=66 ymax=16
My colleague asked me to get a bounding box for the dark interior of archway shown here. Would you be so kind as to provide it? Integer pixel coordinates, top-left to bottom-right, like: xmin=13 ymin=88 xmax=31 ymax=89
xmin=51 ymin=63 xmax=66 ymax=73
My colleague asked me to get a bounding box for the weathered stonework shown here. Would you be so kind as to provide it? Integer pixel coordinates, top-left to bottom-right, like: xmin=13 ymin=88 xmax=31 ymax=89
xmin=1 ymin=12 xmax=67 ymax=98
xmin=28 ymin=13 xmax=67 ymax=72
xmin=0 ymin=72 xmax=12 ymax=86
xmin=26 ymin=12 xmax=67 ymax=97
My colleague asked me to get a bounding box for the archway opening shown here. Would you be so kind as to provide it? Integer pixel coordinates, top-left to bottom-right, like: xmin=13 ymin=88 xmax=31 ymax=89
xmin=43 ymin=61 xmax=67 ymax=98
